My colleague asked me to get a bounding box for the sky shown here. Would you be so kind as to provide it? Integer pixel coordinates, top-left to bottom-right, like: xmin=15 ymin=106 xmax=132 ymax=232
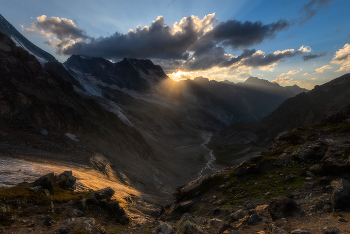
xmin=1 ymin=0 xmax=350 ymax=89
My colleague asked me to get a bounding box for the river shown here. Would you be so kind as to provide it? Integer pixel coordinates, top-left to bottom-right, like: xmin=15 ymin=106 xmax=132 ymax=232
xmin=198 ymin=132 xmax=218 ymax=177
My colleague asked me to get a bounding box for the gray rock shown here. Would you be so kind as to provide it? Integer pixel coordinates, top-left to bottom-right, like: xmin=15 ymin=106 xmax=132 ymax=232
xmin=323 ymin=227 xmax=340 ymax=234
xmin=337 ymin=217 xmax=347 ymax=222
xmin=291 ymin=229 xmax=310 ymax=234
xmin=331 ymin=179 xmax=350 ymax=210
xmin=291 ymin=144 xmax=314 ymax=161
xmin=231 ymin=209 xmax=246 ymax=221
xmin=72 ymin=209 xmax=84 ymax=217
xmin=58 ymin=227 xmax=70 ymax=234
xmin=310 ymin=160 xmax=324 ymax=173
xmin=209 ymin=218 xmax=222 ymax=226
xmin=33 ymin=173 xmax=55 ymax=195
xmin=216 ymin=199 xmax=226 ymax=205
xmin=269 ymin=197 xmax=305 ymax=220
xmin=175 ymin=213 xmax=204 ymax=234
xmin=319 ymin=176 xmax=331 ymax=185
xmin=56 ymin=171 xmax=76 ymax=191
xmin=174 ymin=175 xmax=210 ymax=200
xmin=155 ymin=221 xmax=174 ymax=234
xmin=303 ymin=182 xmax=315 ymax=189
xmin=107 ymin=201 xmax=129 ymax=224
xmin=91 ymin=187 xmax=115 ymax=201
xmin=322 ymin=158 xmax=350 ymax=175
xmin=212 ymin=208 xmax=221 ymax=215
xmin=247 ymin=213 xmax=261 ymax=225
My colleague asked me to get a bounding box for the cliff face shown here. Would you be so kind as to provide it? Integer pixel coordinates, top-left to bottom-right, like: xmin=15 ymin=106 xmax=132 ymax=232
xmin=0 ymin=31 xmax=152 ymax=160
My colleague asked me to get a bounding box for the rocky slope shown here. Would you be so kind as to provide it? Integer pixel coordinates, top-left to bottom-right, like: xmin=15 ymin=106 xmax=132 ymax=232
xmin=0 ymin=14 xmax=57 ymax=64
xmin=221 ymin=73 xmax=350 ymax=142
xmin=152 ymin=104 xmax=350 ymax=234
xmin=1 ymin=104 xmax=349 ymax=234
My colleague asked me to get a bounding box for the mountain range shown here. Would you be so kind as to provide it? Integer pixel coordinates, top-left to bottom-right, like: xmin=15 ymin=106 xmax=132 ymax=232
xmin=1 ymin=13 xmax=350 ymax=204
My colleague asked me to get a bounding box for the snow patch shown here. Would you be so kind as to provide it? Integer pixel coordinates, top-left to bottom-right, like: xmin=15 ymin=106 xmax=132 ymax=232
xmin=65 ymin=133 xmax=79 ymax=142
xmin=99 ymin=101 xmax=134 ymax=126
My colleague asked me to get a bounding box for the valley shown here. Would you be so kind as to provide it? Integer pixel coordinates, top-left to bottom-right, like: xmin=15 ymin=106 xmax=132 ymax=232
xmin=1 ymin=9 xmax=350 ymax=234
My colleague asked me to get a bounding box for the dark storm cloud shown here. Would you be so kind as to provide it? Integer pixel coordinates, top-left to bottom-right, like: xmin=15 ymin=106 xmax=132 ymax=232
xmin=298 ymin=0 xmax=334 ymax=25
xmin=61 ymin=15 xmax=290 ymax=62
xmin=302 ymin=52 xmax=327 ymax=61
xmin=63 ymin=15 xmax=218 ymax=60
xmin=28 ymin=13 xmax=303 ymax=72
xmin=182 ymin=46 xmax=309 ymax=71
xmin=241 ymin=49 xmax=302 ymax=67
xmin=209 ymin=19 xmax=290 ymax=49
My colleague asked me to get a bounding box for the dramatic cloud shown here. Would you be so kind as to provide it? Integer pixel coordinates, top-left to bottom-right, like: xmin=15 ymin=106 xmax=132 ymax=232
xmin=302 ymin=52 xmax=327 ymax=61
xmin=278 ymin=70 xmax=299 ymax=77
xmin=272 ymin=76 xmax=293 ymax=85
xmin=207 ymin=19 xmax=289 ymax=49
xmin=63 ymin=14 xmax=218 ymax=59
xmin=331 ymin=43 xmax=350 ymax=71
xmin=238 ymin=46 xmax=309 ymax=68
xmin=313 ymin=64 xmax=332 ymax=73
xmin=27 ymin=13 xmax=291 ymax=65
xmin=24 ymin=15 xmax=91 ymax=54
xmin=298 ymin=0 xmax=334 ymax=25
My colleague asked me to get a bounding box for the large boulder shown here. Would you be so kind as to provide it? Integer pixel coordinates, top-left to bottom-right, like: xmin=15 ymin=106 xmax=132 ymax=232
xmin=56 ymin=171 xmax=76 ymax=191
xmin=107 ymin=200 xmax=130 ymax=225
xmin=173 ymin=175 xmax=210 ymax=201
xmin=33 ymin=173 xmax=55 ymax=195
xmin=322 ymin=158 xmax=350 ymax=175
xmin=154 ymin=221 xmax=174 ymax=234
xmin=331 ymin=179 xmax=350 ymax=211
xmin=175 ymin=213 xmax=204 ymax=234
xmin=268 ymin=197 xmax=304 ymax=220
xmin=291 ymin=144 xmax=314 ymax=161
xmin=91 ymin=187 xmax=115 ymax=201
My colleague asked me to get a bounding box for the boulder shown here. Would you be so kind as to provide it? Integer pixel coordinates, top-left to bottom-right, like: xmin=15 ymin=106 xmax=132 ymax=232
xmin=323 ymin=227 xmax=340 ymax=234
xmin=268 ymin=197 xmax=304 ymax=220
xmin=309 ymin=164 xmax=324 ymax=175
xmin=231 ymin=209 xmax=246 ymax=221
xmin=234 ymin=161 xmax=250 ymax=176
xmin=155 ymin=221 xmax=174 ymax=234
xmin=56 ymin=171 xmax=76 ymax=191
xmin=91 ymin=187 xmax=115 ymax=201
xmin=322 ymin=158 xmax=350 ymax=175
xmin=175 ymin=213 xmax=204 ymax=234
xmin=173 ymin=175 xmax=210 ymax=201
xmin=107 ymin=201 xmax=130 ymax=224
xmin=245 ymin=164 xmax=260 ymax=174
xmin=291 ymin=144 xmax=314 ymax=161
xmin=318 ymin=177 xmax=331 ymax=186
xmin=331 ymin=179 xmax=350 ymax=211
xmin=33 ymin=173 xmax=55 ymax=195
xmin=303 ymin=182 xmax=315 ymax=189
xmin=247 ymin=213 xmax=261 ymax=225
xmin=291 ymin=230 xmax=310 ymax=234
xmin=160 ymin=200 xmax=194 ymax=221
xmin=250 ymin=154 xmax=264 ymax=163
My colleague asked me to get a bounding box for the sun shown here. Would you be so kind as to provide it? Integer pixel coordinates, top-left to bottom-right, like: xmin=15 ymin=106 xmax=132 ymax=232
xmin=168 ymin=71 xmax=193 ymax=81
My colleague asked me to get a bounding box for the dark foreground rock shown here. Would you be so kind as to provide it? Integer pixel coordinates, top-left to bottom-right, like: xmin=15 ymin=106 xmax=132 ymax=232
xmin=268 ymin=197 xmax=305 ymax=220
xmin=331 ymin=179 xmax=350 ymax=211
